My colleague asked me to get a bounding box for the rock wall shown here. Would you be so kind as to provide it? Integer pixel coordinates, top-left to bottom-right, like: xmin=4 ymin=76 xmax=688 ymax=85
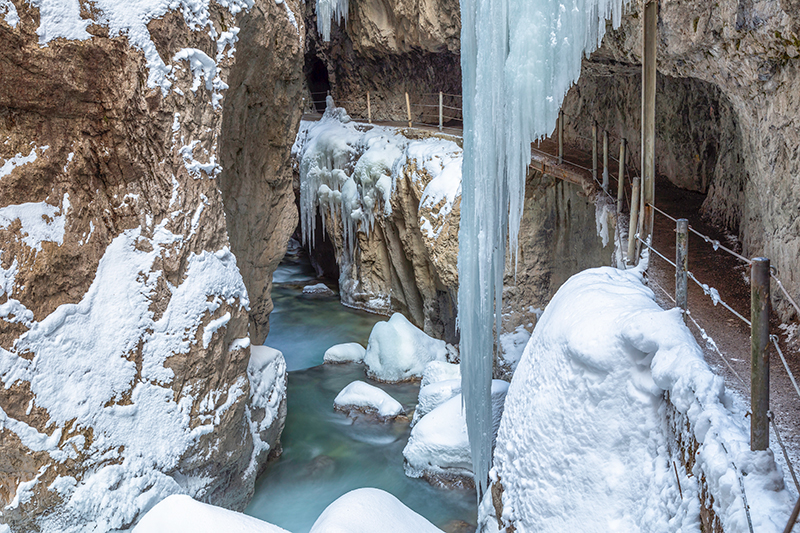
xmin=596 ymin=0 xmax=800 ymax=318
xmin=0 ymin=0 xmax=300 ymax=529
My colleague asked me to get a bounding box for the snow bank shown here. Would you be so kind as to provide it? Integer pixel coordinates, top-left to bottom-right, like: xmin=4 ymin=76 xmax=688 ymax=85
xmin=363 ymin=313 xmax=448 ymax=382
xmin=333 ymin=380 xmax=404 ymax=419
xmin=132 ymin=494 xmax=289 ymax=533
xmin=308 ymin=488 xmax=443 ymax=533
xmin=404 ymin=381 xmax=508 ymax=481
xmin=487 ymin=266 xmax=792 ymax=532
xmin=324 ymin=342 xmax=366 ymax=364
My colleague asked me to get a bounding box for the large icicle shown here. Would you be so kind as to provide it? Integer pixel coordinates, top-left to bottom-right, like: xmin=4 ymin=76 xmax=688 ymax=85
xmin=458 ymin=0 xmax=628 ymax=499
xmin=315 ymin=0 xmax=349 ymax=41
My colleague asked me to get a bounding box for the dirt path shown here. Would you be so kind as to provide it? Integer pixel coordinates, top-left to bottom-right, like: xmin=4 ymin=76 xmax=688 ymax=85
xmin=644 ymin=179 xmax=800 ymax=494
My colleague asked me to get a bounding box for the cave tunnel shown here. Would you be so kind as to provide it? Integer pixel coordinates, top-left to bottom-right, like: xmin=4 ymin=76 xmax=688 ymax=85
xmin=306 ymin=55 xmax=331 ymax=113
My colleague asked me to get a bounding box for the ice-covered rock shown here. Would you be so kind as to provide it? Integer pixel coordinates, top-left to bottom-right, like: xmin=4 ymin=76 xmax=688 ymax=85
xmin=324 ymin=342 xmax=367 ymax=364
xmin=308 ymin=488 xmax=443 ymax=533
xmin=333 ymin=380 xmax=404 ymax=419
xmin=403 ymin=380 xmax=508 ymax=483
xmin=132 ymin=494 xmax=289 ymax=533
xmin=363 ymin=313 xmax=448 ymax=382
xmin=302 ymin=282 xmax=336 ymax=296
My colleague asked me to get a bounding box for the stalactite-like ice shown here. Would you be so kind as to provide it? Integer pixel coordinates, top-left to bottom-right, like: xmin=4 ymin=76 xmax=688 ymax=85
xmin=458 ymin=0 xmax=628 ymax=499
xmin=315 ymin=0 xmax=349 ymax=41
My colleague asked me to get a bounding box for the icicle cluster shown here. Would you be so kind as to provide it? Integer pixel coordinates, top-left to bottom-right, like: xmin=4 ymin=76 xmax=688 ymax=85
xmin=315 ymin=0 xmax=349 ymax=41
xmin=458 ymin=0 xmax=629 ymax=500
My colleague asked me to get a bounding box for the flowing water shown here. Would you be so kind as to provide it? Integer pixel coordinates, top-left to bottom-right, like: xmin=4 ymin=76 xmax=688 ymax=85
xmin=244 ymin=253 xmax=477 ymax=532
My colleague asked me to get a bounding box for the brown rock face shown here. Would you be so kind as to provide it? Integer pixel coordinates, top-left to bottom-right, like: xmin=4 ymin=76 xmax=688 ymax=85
xmin=0 ymin=0 xmax=301 ymax=529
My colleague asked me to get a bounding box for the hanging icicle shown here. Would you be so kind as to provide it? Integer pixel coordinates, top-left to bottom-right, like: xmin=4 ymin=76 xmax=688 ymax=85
xmin=458 ymin=0 xmax=629 ymax=501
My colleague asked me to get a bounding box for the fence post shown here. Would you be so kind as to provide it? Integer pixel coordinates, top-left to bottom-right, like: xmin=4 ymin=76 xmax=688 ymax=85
xmin=627 ymin=177 xmax=641 ymax=265
xmin=751 ymin=257 xmax=770 ymax=451
xmin=617 ymin=139 xmax=626 ymax=210
xmin=439 ymin=92 xmax=443 ymax=132
xmin=592 ymin=121 xmax=598 ymax=182
xmin=558 ymin=110 xmax=564 ymax=165
xmin=367 ymin=91 xmax=372 ymax=124
xmin=405 ymin=92 xmax=412 ymax=128
xmin=602 ymin=130 xmax=609 ymax=192
xmin=676 ymin=218 xmax=688 ymax=313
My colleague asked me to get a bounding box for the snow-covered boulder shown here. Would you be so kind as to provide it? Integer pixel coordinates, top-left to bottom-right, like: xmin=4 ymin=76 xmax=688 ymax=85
xmin=411 ymin=378 xmax=462 ymax=426
xmin=308 ymin=488 xmax=443 ymax=533
xmin=363 ymin=313 xmax=448 ymax=382
xmin=403 ymin=381 xmax=509 ymax=484
xmin=324 ymin=342 xmax=367 ymax=364
xmin=132 ymin=494 xmax=289 ymax=533
xmin=420 ymin=361 xmax=461 ymax=387
xmin=333 ymin=380 xmax=404 ymax=419
xmin=302 ymin=282 xmax=336 ymax=296
xmin=247 ymin=346 xmax=288 ymax=470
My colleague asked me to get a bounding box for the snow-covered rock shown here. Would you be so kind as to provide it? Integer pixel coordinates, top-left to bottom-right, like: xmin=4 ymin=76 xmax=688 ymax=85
xmin=333 ymin=380 xmax=404 ymax=419
xmin=411 ymin=378 xmax=461 ymax=426
xmin=302 ymin=282 xmax=336 ymax=296
xmin=308 ymin=488 xmax=444 ymax=533
xmin=132 ymin=494 xmax=289 ymax=533
xmin=247 ymin=346 xmax=288 ymax=473
xmin=419 ymin=361 xmax=461 ymax=388
xmin=363 ymin=313 xmax=448 ymax=382
xmin=404 ymin=380 xmax=508 ymax=483
xmin=486 ymin=266 xmax=793 ymax=532
xmin=324 ymin=342 xmax=367 ymax=364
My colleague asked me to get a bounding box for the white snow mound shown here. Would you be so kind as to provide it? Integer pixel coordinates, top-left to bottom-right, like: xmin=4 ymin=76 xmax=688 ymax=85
xmin=132 ymin=494 xmax=289 ymax=533
xmin=308 ymin=488 xmax=443 ymax=533
xmin=411 ymin=378 xmax=461 ymax=426
xmin=302 ymin=282 xmax=335 ymax=296
xmin=363 ymin=313 xmax=448 ymax=382
xmin=487 ymin=266 xmax=792 ymax=533
xmin=333 ymin=380 xmax=404 ymax=419
xmin=419 ymin=361 xmax=461 ymax=388
xmin=404 ymin=381 xmax=508 ymax=480
xmin=324 ymin=342 xmax=367 ymax=364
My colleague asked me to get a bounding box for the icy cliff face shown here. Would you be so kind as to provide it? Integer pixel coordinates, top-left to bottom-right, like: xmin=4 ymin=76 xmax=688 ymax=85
xmin=0 ymin=0 xmax=300 ymax=529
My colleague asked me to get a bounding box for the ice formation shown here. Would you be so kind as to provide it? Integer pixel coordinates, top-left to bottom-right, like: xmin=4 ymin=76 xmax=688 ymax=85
xmin=315 ymin=0 xmax=348 ymax=42
xmin=323 ymin=342 xmax=367 ymax=364
xmin=458 ymin=0 xmax=629 ymax=498
xmin=363 ymin=313 xmax=448 ymax=382
xmin=486 ymin=267 xmax=792 ymax=531
xmin=333 ymin=380 xmax=404 ymax=419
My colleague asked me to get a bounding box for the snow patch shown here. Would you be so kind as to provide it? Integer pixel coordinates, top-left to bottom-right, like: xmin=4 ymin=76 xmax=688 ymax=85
xmin=0 ymin=149 xmax=37 ymax=180
xmin=333 ymin=380 xmax=404 ymax=419
xmin=0 ymin=193 xmax=70 ymax=253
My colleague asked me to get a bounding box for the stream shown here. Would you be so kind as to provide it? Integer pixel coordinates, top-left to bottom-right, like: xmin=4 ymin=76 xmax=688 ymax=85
xmin=244 ymin=252 xmax=477 ymax=532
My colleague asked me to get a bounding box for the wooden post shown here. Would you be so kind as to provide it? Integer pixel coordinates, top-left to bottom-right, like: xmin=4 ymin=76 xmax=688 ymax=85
xmin=783 ymin=497 xmax=800 ymax=533
xmin=676 ymin=218 xmax=688 ymax=313
xmin=617 ymin=139 xmax=627 ymax=210
xmin=627 ymin=177 xmax=641 ymax=264
xmin=302 ymin=97 xmax=306 ymax=113
xmin=641 ymin=0 xmax=657 ymax=249
xmin=558 ymin=110 xmax=564 ymax=165
xmin=405 ymin=92 xmax=412 ymax=128
xmin=439 ymin=91 xmax=443 ymax=132
xmin=592 ymin=121 xmax=598 ymax=182
xmin=602 ymin=130 xmax=609 ymax=192
xmin=751 ymin=257 xmax=770 ymax=451
xmin=367 ymin=91 xmax=372 ymax=124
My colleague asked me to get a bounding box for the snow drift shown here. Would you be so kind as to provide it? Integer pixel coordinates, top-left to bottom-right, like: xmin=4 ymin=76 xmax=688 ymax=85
xmin=486 ymin=266 xmax=792 ymax=532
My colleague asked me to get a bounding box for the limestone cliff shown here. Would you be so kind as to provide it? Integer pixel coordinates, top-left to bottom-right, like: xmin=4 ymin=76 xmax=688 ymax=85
xmin=0 ymin=0 xmax=301 ymax=529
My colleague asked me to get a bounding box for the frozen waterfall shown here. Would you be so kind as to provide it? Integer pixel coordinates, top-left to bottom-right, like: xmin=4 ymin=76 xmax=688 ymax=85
xmin=458 ymin=0 xmax=629 ymax=499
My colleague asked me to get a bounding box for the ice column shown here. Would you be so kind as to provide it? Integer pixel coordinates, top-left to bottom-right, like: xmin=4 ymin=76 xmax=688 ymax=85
xmin=315 ymin=0 xmax=349 ymax=41
xmin=458 ymin=0 xmax=628 ymax=499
